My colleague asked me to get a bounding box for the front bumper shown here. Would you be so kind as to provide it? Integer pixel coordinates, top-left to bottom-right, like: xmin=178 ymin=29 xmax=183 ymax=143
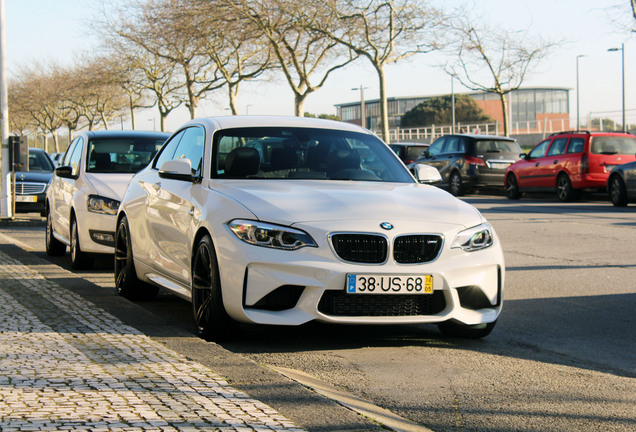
xmin=214 ymin=221 xmax=505 ymax=327
xmin=75 ymin=207 xmax=118 ymax=254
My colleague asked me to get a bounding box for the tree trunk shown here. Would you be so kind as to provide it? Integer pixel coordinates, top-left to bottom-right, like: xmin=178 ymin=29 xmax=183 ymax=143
xmin=498 ymin=92 xmax=509 ymax=136
xmin=52 ymin=131 xmax=59 ymax=153
xmin=129 ymin=95 xmax=136 ymax=130
xmin=294 ymin=92 xmax=306 ymax=117
xmin=228 ymin=84 xmax=239 ymax=115
xmin=376 ymin=65 xmax=390 ymax=143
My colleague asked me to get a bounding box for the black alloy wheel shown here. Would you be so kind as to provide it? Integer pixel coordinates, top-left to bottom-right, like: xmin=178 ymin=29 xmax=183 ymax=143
xmin=505 ymin=174 xmax=522 ymax=200
xmin=609 ymin=175 xmax=628 ymax=207
xmin=556 ymin=174 xmax=577 ymax=202
xmin=449 ymin=171 xmax=464 ymax=196
xmin=114 ymin=215 xmax=159 ymax=301
xmin=45 ymin=208 xmax=66 ymax=256
xmin=70 ymin=216 xmax=93 ymax=269
xmin=191 ymin=235 xmax=237 ymax=341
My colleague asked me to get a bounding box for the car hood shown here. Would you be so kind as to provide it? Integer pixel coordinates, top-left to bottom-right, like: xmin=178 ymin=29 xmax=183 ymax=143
xmin=213 ymin=180 xmax=483 ymax=228
xmin=15 ymin=171 xmax=53 ymax=183
xmin=84 ymin=173 xmax=135 ymax=200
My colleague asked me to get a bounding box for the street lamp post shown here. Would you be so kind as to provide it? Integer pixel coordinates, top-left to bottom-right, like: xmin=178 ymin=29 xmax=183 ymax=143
xmin=608 ymin=43 xmax=625 ymax=132
xmin=352 ymin=86 xmax=368 ymax=129
xmin=576 ymin=54 xmax=586 ymax=131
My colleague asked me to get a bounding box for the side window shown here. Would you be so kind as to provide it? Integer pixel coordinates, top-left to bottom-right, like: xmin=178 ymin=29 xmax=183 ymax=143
xmin=528 ymin=140 xmax=550 ymax=159
xmin=547 ymin=138 xmax=568 ymax=156
xmin=427 ymin=138 xmax=445 ymax=157
xmin=62 ymin=137 xmax=80 ymax=167
xmin=444 ymin=136 xmax=461 ymax=153
xmin=566 ymin=138 xmax=584 ymax=154
xmin=172 ymin=127 xmax=205 ymax=176
xmin=153 ymin=130 xmax=185 ymax=170
xmin=68 ymin=138 xmax=84 ymax=177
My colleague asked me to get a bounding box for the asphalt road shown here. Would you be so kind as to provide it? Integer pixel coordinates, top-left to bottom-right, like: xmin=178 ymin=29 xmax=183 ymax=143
xmin=2 ymin=193 xmax=635 ymax=432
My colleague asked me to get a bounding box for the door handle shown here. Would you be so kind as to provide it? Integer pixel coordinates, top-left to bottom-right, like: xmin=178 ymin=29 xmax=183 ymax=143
xmin=535 ymin=162 xmax=540 ymax=167
xmin=553 ymin=160 xmax=558 ymax=164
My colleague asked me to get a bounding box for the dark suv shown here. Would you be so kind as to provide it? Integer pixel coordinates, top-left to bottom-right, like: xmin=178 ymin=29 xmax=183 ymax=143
xmin=505 ymin=131 xmax=636 ymax=201
xmin=408 ymin=134 xmax=521 ymax=196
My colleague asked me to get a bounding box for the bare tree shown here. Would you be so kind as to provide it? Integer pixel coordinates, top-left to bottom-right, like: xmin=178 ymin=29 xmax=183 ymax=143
xmin=10 ymin=64 xmax=65 ymax=151
xmin=101 ymin=0 xmax=225 ymax=119
xmin=192 ymin=0 xmax=274 ymax=115
xmin=228 ymin=0 xmax=357 ymax=117
xmin=306 ymin=0 xmax=444 ymax=142
xmin=444 ymin=13 xmax=558 ymax=136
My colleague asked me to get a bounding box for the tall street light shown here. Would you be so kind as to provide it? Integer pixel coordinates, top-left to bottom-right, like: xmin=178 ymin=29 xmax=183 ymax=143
xmin=576 ymin=54 xmax=586 ymax=131
xmin=352 ymin=85 xmax=368 ymax=129
xmin=608 ymin=43 xmax=625 ymax=132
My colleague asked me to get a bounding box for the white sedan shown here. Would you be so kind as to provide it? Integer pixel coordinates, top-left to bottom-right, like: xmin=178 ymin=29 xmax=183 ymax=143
xmin=45 ymin=130 xmax=170 ymax=268
xmin=115 ymin=116 xmax=504 ymax=340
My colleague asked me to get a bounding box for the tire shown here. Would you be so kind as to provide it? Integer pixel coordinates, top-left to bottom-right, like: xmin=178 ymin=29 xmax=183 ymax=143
xmin=191 ymin=235 xmax=237 ymax=341
xmin=70 ymin=216 xmax=93 ymax=269
xmin=114 ymin=216 xmax=159 ymax=301
xmin=45 ymin=208 xmax=66 ymax=256
xmin=556 ymin=174 xmax=577 ymax=202
xmin=608 ymin=175 xmax=628 ymax=207
xmin=438 ymin=319 xmax=497 ymax=339
xmin=449 ymin=171 xmax=464 ymax=196
xmin=505 ymin=174 xmax=522 ymax=200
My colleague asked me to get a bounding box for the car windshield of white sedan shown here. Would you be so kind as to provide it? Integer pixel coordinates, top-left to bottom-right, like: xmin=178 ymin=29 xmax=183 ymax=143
xmin=213 ymin=127 xmax=414 ymax=182
xmin=86 ymin=138 xmax=166 ymax=173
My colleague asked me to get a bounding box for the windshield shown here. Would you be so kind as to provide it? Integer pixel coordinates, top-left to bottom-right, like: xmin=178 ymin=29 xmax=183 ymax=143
xmin=28 ymin=150 xmax=54 ymax=172
xmin=86 ymin=137 xmax=166 ymax=173
xmin=590 ymin=136 xmax=636 ymax=155
xmin=213 ymin=127 xmax=414 ymax=183
xmin=475 ymin=140 xmax=521 ymax=154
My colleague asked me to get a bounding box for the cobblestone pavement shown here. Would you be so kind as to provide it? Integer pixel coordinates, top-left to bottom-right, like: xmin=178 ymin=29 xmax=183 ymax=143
xmin=0 ymin=249 xmax=305 ymax=432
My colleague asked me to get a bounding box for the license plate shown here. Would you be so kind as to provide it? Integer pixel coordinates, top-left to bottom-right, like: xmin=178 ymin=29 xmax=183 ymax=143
xmin=346 ymin=274 xmax=433 ymax=294
xmin=489 ymin=162 xmax=511 ymax=169
xmin=15 ymin=195 xmax=37 ymax=203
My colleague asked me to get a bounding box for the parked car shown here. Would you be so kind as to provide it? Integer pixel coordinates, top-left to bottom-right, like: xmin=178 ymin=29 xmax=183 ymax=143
xmin=408 ymin=134 xmax=522 ymax=196
xmin=49 ymin=152 xmax=64 ymax=166
xmin=115 ymin=116 xmax=505 ymax=341
xmin=14 ymin=148 xmax=55 ymax=216
xmin=607 ymin=160 xmax=636 ymax=206
xmin=505 ymin=131 xmax=636 ymax=201
xmin=389 ymin=142 xmax=430 ymax=165
xmin=45 ymin=130 xmax=170 ymax=269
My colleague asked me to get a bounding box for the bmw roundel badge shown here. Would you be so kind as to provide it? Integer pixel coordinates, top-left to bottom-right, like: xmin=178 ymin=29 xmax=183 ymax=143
xmin=380 ymin=222 xmax=394 ymax=230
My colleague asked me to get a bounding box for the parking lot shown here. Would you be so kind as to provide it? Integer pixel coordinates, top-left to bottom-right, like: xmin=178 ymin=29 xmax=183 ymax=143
xmin=1 ymin=193 xmax=635 ymax=432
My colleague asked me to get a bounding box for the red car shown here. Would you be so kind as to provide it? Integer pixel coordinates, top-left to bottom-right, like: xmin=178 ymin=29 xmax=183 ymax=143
xmin=505 ymin=131 xmax=636 ymax=201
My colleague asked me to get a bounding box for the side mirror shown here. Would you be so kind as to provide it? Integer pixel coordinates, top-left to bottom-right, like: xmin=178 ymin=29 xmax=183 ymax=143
xmin=159 ymin=158 xmax=196 ymax=182
xmin=520 ymin=153 xmax=527 ymax=160
xmin=54 ymin=166 xmax=74 ymax=179
xmin=413 ymin=164 xmax=442 ymax=185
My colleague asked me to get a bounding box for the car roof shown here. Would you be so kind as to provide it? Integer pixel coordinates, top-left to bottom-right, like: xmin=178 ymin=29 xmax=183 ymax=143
xmin=390 ymin=142 xmax=429 ymax=147
xmin=83 ymin=130 xmax=171 ymax=139
xmin=549 ymin=130 xmax=636 ymax=137
xmin=180 ymin=116 xmax=372 ymax=134
xmin=448 ymin=134 xmax=516 ymax=141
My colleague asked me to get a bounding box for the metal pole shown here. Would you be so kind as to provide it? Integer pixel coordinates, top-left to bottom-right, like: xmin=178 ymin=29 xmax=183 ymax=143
xmin=451 ymin=78 xmax=455 ymax=134
xmin=360 ymin=86 xmax=366 ymax=129
xmin=576 ymin=55 xmax=585 ymax=131
xmin=0 ymin=0 xmax=12 ymax=218
xmin=352 ymin=86 xmax=367 ymax=129
xmin=608 ymin=44 xmax=626 ymax=132
xmin=621 ymin=43 xmax=625 ymax=132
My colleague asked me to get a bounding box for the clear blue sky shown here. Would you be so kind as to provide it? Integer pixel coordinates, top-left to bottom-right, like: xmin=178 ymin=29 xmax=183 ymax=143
xmin=4 ymin=0 xmax=635 ymax=131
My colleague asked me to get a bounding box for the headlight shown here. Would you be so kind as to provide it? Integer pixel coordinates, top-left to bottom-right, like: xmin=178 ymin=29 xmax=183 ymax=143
xmin=228 ymin=219 xmax=317 ymax=250
xmin=452 ymin=222 xmax=493 ymax=252
xmin=87 ymin=195 xmax=120 ymax=215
